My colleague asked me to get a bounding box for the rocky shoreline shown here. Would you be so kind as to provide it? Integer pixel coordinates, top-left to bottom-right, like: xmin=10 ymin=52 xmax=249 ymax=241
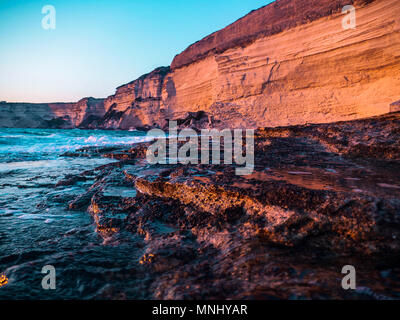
xmin=56 ymin=112 xmax=400 ymax=299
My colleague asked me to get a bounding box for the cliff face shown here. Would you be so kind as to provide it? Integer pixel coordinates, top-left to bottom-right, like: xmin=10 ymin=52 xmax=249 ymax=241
xmin=1 ymin=0 xmax=399 ymax=130
xmin=95 ymin=0 xmax=400 ymax=130
xmin=164 ymin=0 xmax=400 ymax=128
xmin=99 ymin=67 xmax=170 ymax=130
xmin=170 ymin=0 xmax=356 ymax=70
xmin=52 ymin=97 xmax=106 ymax=128
xmin=0 ymin=98 xmax=105 ymax=128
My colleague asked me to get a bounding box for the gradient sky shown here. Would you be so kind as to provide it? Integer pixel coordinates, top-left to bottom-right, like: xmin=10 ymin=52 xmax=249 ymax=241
xmin=0 ymin=0 xmax=273 ymax=103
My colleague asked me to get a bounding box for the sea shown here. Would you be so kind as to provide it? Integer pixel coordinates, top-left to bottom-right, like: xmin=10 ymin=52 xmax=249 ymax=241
xmin=0 ymin=128 xmax=151 ymax=299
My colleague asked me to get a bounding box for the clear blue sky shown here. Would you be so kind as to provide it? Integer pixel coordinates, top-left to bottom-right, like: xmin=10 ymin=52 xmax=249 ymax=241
xmin=0 ymin=0 xmax=272 ymax=103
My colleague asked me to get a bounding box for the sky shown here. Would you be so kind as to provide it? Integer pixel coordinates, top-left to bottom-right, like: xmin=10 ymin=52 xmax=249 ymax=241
xmin=0 ymin=0 xmax=273 ymax=103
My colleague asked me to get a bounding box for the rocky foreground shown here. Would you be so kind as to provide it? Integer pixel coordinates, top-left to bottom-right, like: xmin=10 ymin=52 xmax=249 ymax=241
xmin=60 ymin=112 xmax=400 ymax=299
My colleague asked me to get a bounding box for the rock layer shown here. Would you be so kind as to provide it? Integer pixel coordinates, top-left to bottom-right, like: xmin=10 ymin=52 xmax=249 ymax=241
xmin=96 ymin=0 xmax=400 ymax=130
xmin=100 ymin=67 xmax=170 ymax=130
xmin=170 ymin=0 xmax=356 ymax=70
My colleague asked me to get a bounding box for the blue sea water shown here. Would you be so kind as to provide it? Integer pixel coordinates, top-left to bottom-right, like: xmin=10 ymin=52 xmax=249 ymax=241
xmin=0 ymin=128 xmax=150 ymax=299
xmin=0 ymin=128 xmax=150 ymax=163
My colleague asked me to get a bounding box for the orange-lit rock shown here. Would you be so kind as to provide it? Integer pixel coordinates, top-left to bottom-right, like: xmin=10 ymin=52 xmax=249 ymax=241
xmin=1 ymin=0 xmax=399 ymax=130
xmin=0 ymin=274 xmax=8 ymax=288
xmin=90 ymin=0 xmax=400 ymax=129
xmin=101 ymin=67 xmax=170 ymax=130
xmin=165 ymin=0 xmax=400 ymax=128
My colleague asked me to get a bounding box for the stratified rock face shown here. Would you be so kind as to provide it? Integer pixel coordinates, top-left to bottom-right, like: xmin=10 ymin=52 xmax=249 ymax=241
xmin=100 ymin=67 xmax=170 ymax=130
xmin=164 ymin=0 xmax=400 ymax=128
xmin=171 ymin=0 xmax=355 ymax=70
xmin=0 ymin=98 xmax=105 ymax=128
xmin=52 ymin=97 xmax=106 ymax=128
xmin=1 ymin=0 xmax=398 ymax=130
xmin=0 ymin=102 xmax=61 ymax=128
xmin=102 ymin=0 xmax=399 ymax=130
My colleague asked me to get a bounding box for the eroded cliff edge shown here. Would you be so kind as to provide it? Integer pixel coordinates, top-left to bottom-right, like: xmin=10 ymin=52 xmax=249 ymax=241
xmin=1 ymin=0 xmax=399 ymax=129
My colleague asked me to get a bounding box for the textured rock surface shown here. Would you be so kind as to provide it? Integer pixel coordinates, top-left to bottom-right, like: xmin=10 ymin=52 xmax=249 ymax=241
xmin=391 ymin=100 xmax=400 ymax=113
xmin=59 ymin=112 xmax=400 ymax=299
xmin=99 ymin=67 xmax=170 ymax=130
xmin=170 ymin=0 xmax=356 ymax=69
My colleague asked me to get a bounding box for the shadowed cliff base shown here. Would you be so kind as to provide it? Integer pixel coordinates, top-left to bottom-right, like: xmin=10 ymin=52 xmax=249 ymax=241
xmin=56 ymin=112 xmax=400 ymax=299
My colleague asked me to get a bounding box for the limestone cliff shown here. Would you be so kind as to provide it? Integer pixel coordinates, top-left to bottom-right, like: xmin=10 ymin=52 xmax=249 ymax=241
xmin=164 ymin=0 xmax=400 ymax=128
xmin=1 ymin=0 xmax=399 ymax=129
xmin=98 ymin=0 xmax=400 ymax=129
xmin=99 ymin=67 xmax=170 ymax=130
xmin=0 ymin=98 xmax=105 ymax=128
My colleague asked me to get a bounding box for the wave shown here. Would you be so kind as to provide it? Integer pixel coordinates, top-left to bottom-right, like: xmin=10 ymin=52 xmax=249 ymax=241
xmin=81 ymin=135 xmax=152 ymax=146
xmin=0 ymin=128 xmax=152 ymax=163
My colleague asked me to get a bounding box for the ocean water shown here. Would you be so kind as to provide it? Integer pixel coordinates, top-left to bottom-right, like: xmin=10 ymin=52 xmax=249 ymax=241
xmin=0 ymin=128 xmax=150 ymax=163
xmin=0 ymin=128 xmax=150 ymax=299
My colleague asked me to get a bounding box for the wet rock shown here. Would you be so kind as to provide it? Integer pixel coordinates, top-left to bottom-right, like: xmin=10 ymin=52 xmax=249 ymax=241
xmin=61 ymin=112 xmax=400 ymax=299
xmin=55 ymin=175 xmax=88 ymax=187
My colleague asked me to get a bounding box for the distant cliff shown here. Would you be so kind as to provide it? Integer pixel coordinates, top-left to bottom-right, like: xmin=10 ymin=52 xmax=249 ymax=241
xmin=0 ymin=98 xmax=105 ymax=129
xmin=1 ymin=0 xmax=399 ymax=130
